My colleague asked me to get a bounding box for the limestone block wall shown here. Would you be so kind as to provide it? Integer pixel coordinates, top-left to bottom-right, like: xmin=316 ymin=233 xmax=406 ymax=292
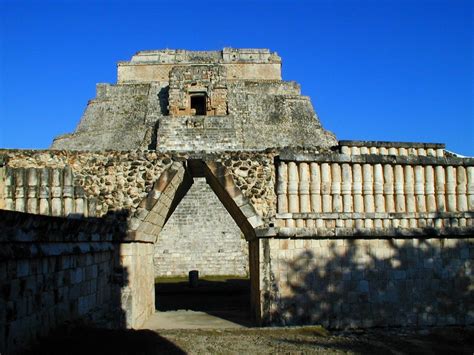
xmin=228 ymin=90 xmax=336 ymax=150
xmin=0 ymin=210 xmax=123 ymax=354
xmin=154 ymin=178 xmax=248 ymax=277
xmin=117 ymin=49 xmax=281 ymax=83
xmin=120 ymin=242 xmax=155 ymax=328
xmin=259 ymin=236 xmax=473 ymax=328
xmin=275 ymin=151 xmax=474 ymax=230
xmin=156 ymin=78 xmax=339 ymax=153
xmin=53 ymin=83 xmax=156 ymax=151
xmin=117 ymin=62 xmax=283 ymax=84
xmin=156 ymin=115 xmax=239 ymax=151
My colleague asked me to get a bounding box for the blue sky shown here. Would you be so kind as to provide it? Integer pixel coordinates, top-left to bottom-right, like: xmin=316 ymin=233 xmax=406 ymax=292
xmin=1 ymin=0 xmax=472 ymax=155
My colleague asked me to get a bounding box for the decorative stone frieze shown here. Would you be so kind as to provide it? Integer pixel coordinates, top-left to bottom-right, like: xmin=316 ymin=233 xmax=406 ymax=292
xmin=168 ymin=65 xmax=228 ymax=116
xmin=275 ymin=151 xmax=474 ymax=230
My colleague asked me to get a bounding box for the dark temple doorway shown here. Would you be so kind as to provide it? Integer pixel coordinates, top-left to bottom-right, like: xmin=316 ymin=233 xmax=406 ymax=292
xmin=190 ymin=94 xmax=206 ymax=115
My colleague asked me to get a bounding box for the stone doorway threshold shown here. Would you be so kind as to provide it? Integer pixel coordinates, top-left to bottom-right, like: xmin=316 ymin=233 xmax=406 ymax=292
xmin=141 ymin=310 xmax=251 ymax=329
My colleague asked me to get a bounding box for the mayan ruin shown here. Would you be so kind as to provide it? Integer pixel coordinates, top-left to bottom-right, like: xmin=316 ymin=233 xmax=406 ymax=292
xmin=1 ymin=48 xmax=472 ymax=353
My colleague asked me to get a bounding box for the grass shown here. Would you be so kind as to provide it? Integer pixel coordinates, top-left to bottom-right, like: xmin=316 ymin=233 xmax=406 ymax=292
xmin=155 ymin=275 xmax=249 ymax=284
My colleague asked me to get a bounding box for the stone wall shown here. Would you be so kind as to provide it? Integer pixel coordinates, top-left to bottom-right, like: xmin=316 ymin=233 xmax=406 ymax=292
xmin=53 ymin=83 xmax=155 ymax=151
xmin=259 ymin=236 xmax=473 ymax=328
xmin=168 ymin=65 xmax=228 ymax=117
xmin=1 ymin=150 xmax=174 ymax=217
xmin=0 ymin=210 xmax=123 ymax=354
xmin=217 ymin=151 xmax=277 ymax=219
xmin=156 ymin=80 xmax=337 ymax=152
xmin=1 ymin=147 xmax=473 ymax=333
xmin=120 ymin=242 xmax=155 ymax=328
xmin=155 ymin=178 xmax=248 ymax=277
xmin=51 ymin=49 xmax=337 ymax=152
xmin=117 ymin=48 xmax=281 ymax=83
xmin=274 ymin=149 xmax=474 ymax=230
xmin=156 ymin=115 xmax=239 ymax=151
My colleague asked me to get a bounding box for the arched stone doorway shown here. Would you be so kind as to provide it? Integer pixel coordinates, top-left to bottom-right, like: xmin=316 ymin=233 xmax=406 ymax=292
xmin=124 ymin=159 xmax=263 ymax=328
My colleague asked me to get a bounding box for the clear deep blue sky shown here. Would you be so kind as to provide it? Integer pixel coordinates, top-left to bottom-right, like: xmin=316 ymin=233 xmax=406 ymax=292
xmin=1 ymin=0 xmax=472 ymax=155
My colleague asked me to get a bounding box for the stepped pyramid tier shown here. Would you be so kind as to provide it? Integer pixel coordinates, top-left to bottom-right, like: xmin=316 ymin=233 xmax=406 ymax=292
xmin=51 ymin=48 xmax=337 ymax=151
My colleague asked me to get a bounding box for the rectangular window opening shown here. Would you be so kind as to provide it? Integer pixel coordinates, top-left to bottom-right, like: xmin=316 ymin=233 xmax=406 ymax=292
xmin=190 ymin=94 xmax=207 ymax=116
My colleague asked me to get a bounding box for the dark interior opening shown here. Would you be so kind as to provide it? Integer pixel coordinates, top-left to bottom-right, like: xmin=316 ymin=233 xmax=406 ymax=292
xmin=155 ymin=277 xmax=252 ymax=326
xmin=190 ymin=94 xmax=206 ymax=115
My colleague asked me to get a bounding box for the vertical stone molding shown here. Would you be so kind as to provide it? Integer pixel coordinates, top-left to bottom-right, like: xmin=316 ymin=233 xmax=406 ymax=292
xmin=51 ymin=168 xmax=63 ymax=216
xmin=74 ymin=187 xmax=86 ymax=215
xmin=383 ymin=164 xmax=395 ymax=213
xmin=277 ymin=162 xmax=288 ymax=213
xmin=394 ymin=165 xmax=405 ymax=214
xmin=39 ymin=168 xmax=51 ymax=215
xmin=446 ymin=166 xmax=457 ymax=212
xmin=331 ymin=163 xmax=342 ymax=214
xmin=373 ymin=164 xmax=384 ymax=212
xmin=352 ymin=163 xmax=363 ymax=213
xmin=414 ymin=165 xmax=426 ymax=213
xmin=5 ymin=168 xmax=15 ymax=210
xmin=373 ymin=164 xmax=384 ymax=228
xmin=297 ymin=163 xmax=310 ymax=227
xmin=0 ymin=167 xmax=4 ymax=210
xmin=321 ymin=163 xmax=331 ymax=213
xmin=467 ymin=166 xmax=474 ymax=211
xmin=26 ymin=168 xmax=38 ymax=214
xmin=299 ymin=163 xmax=310 ymax=213
xmin=310 ymin=163 xmax=321 ymax=213
xmin=362 ymin=164 xmax=374 ymax=228
xmin=63 ymin=167 xmax=74 ymax=215
xmin=341 ymin=163 xmax=353 ymax=227
xmin=14 ymin=168 xmax=25 ymax=212
xmin=404 ymin=165 xmax=415 ymax=214
xmin=287 ymin=162 xmax=299 ymax=214
xmin=456 ymin=166 xmax=467 ymax=212
xmin=425 ymin=166 xmax=436 ymax=212
xmin=435 ymin=166 xmax=446 ymax=212
xmin=310 ymin=162 xmax=323 ymax=227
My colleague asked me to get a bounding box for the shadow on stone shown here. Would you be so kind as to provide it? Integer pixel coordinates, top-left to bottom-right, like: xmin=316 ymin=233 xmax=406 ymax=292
xmin=0 ymin=210 xmax=139 ymax=353
xmin=261 ymin=238 xmax=472 ymax=328
xmin=19 ymin=325 xmax=185 ymax=355
xmin=155 ymin=278 xmax=253 ymax=327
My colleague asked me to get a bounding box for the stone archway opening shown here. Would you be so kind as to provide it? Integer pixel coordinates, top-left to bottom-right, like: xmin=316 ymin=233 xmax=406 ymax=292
xmin=139 ymin=159 xmax=261 ymax=328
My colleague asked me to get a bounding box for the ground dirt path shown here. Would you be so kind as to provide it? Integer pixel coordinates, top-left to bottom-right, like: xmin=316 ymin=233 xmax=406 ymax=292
xmin=22 ymin=325 xmax=473 ymax=354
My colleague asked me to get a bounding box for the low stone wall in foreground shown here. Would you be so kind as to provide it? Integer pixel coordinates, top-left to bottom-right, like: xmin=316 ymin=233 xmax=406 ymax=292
xmin=259 ymin=235 xmax=473 ymax=328
xmin=0 ymin=210 xmax=126 ymax=354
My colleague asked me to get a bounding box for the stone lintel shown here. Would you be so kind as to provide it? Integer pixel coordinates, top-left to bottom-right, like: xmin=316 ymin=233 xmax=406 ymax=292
xmin=276 ymin=211 xmax=474 ymax=220
xmin=279 ymin=151 xmax=474 ymax=166
xmin=338 ymin=140 xmax=446 ymax=149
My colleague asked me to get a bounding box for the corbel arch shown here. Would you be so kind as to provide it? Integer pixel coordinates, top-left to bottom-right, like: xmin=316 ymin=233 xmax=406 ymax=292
xmin=126 ymin=158 xmax=265 ymax=324
xmin=127 ymin=159 xmax=264 ymax=243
